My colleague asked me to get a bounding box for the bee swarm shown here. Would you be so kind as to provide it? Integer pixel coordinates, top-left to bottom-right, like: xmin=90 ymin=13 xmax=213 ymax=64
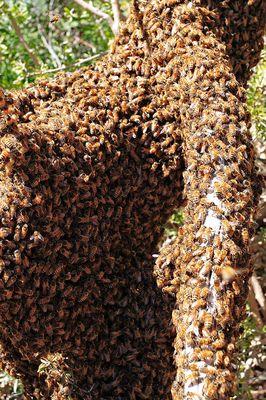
xmin=0 ymin=0 xmax=265 ymax=399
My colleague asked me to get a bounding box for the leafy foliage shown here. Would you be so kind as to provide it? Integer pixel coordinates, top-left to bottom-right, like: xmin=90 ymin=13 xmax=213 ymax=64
xmin=235 ymin=311 xmax=266 ymax=400
xmin=247 ymin=48 xmax=266 ymax=140
xmin=0 ymin=0 xmax=117 ymax=88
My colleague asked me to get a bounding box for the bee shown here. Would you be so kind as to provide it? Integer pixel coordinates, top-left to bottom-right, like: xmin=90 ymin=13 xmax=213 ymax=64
xmin=200 ymin=350 xmax=213 ymax=360
xmin=229 ymin=244 xmax=241 ymax=260
xmin=174 ymin=334 xmax=184 ymax=350
xmin=197 ymin=337 xmax=211 ymax=349
xmin=217 ymin=265 xmax=236 ymax=282
xmin=201 ymin=312 xmax=213 ymax=329
xmin=231 ymin=280 xmax=240 ymax=295
xmin=210 ymin=147 xmax=223 ymax=161
xmin=205 ymin=247 xmax=214 ymax=260
xmin=201 ymin=227 xmax=214 ymax=242
xmin=214 ymin=249 xmax=227 ymax=264
xmin=220 ymin=219 xmax=234 ymax=236
xmin=30 ymin=231 xmax=44 ymax=244
xmin=0 ymin=148 xmax=12 ymax=160
xmin=21 ymin=224 xmax=28 ymax=239
xmin=234 ymin=212 xmax=246 ymax=223
xmin=223 ymin=355 xmax=230 ymax=367
xmin=190 ymin=189 xmax=202 ymax=202
xmin=214 ymin=350 xmax=224 ymax=366
xmin=227 ymin=343 xmax=235 ymax=352
xmin=199 ymin=261 xmax=212 ymax=277
xmin=192 ymin=299 xmax=206 ymax=310
xmin=241 ymin=228 xmax=249 ymax=245
xmin=113 ymin=186 xmax=122 ymax=199
xmin=4 ymin=158 xmax=15 ymax=175
xmin=6 ymin=273 xmax=17 ymax=287
xmin=0 ymin=227 xmax=12 ymax=239
xmin=32 ymin=194 xmax=43 ymax=205
xmin=189 ymin=363 xmax=200 ymax=372
xmin=186 ymin=371 xmax=199 ymax=382
xmin=14 ymin=249 xmax=22 ymax=265
xmin=203 ymin=379 xmax=217 ymax=397
xmin=50 ymin=15 xmax=60 ymax=23
xmin=182 ymin=252 xmax=194 ymax=264
xmin=172 ymin=309 xmax=180 ymax=326
xmin=213 ymin=235 xmax=222 ymax=248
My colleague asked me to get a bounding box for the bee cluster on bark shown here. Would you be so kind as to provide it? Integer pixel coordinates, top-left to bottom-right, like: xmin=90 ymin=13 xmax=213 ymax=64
xmin=0 ymin=0 xmax=265 ymax=399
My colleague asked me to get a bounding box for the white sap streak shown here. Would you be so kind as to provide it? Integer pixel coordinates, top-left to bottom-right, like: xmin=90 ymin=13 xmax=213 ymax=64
xmin=183 ymin=174 xmax=226 ymax=397
xmin=204 ymin=210 xmax=220 ymax=234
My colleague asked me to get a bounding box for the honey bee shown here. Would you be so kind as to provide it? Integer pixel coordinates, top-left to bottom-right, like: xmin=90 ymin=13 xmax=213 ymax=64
xmin=6 ymin=274 xmax=17 ymax=287
xmin=189 ymin=363 xmax=200 ymax=371
xmin=201 ymin=227 xmax=214 ymax=242
xmin=231 ymin=213 xmax=244 ymax=226
xmin=214 ymin=350 xmax=224 ymax=366
xmin=32 ymin=194 xmax=43 ymax=205
xmin=217 ymin=265 xmax=236 ymax=282
xmin=227 ymin=343 xmax=235 ymax=352
xmin=14 ymin=249 xmax=22 ymax=265
xmin=202 ymin=312 xmax=213 ymax=329
xmin=174 ymin=334 xmax=184 ymax=350
xmin=21 ymin=224 xmax=28 ymax=239
xmin=50 ymin=15 xmax=60 ymax=23
xmin=79 ymin=291 xmax=90 ymax=303
xmin=182 ymin=252 xmax=194 ymax=263
xmin=229 ymin=244 xmax=241 ymax=260
xmin=223 ymin=355 xmax=230 ymax=367
xmin=192 ymin=299 xmax=206 ymax=310
xmin=204 ymin=380 xmax=217 ymax=398
xmin=186 ymin=371 xmax=199 ymax=382
xmin=232 ymin=280 xmax=240 ymax=295
xmin=172 ymin=309 xmax=180 ymax=326
xmin=205 ymin=247 xmax=214 ymax=260
xmin=200 ymin=350 xmax=213 ymax=360
xmin=198 ymin=337 xmax=213 ymax=349
xmin=0 ymin=227 xmax=12 ymax=239
xmin=213 ymin=235 xmax=222 ymax=248
xmin=4 ymin=158 xmax=15 ymax=176
xmin=221 ymin=219 xmax=234 ymax=236
xmin=30 ymin=231 xmax=44 ymax=244
xmin=241 ymin=228 xmax=249 ymax=245
xmin=0 ymin=148 xmax=11 ymax=160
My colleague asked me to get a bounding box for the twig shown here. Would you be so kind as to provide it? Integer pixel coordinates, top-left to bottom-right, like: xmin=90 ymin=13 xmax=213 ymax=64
xmin=48 ymin=0 xmax=55 ymax=42
xmin=110 ymin=0 xmax=125 ymax=34
xmin=26 ymin=51 xmax=108 ymax=76
xmin=37 ymin=23 xmax=62 ymax=68
xmin=251 ymin=273 xmax=266 ymax=322
xmin=248 ymin=285 xmax=264 ymax=329
xmin=73 ymin=0 xmax=115 ymax=33
xmin=73 ymin=35 xmax=97 ymax=52
xmin=98 ymin=23 xmax=107 ymax=41
xmin=7 ymin=13 xmax=41 ymax=66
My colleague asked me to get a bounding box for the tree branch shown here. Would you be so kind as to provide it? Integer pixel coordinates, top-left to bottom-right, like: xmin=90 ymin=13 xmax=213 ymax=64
xmin=7 ymin=13 xmax=41 ymax=66
xmin=73 ymin=0 xmax=115 ymax=33
xmin=37 ymin=23 xmax=62 ymax=68
xmin=248 ymin=285 xmax=264 ymax=329
xmin=251 ymin=273 xmax=266 ymax=322
xmin=110 ymin=0 xmax=125 ymax=34
xmin=26 ymin=51 xmax=108 ymax=76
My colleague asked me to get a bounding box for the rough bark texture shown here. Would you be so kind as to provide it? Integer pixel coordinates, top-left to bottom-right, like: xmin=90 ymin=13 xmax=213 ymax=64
xmin=0 ymin=1 xmax=265 ymax=399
